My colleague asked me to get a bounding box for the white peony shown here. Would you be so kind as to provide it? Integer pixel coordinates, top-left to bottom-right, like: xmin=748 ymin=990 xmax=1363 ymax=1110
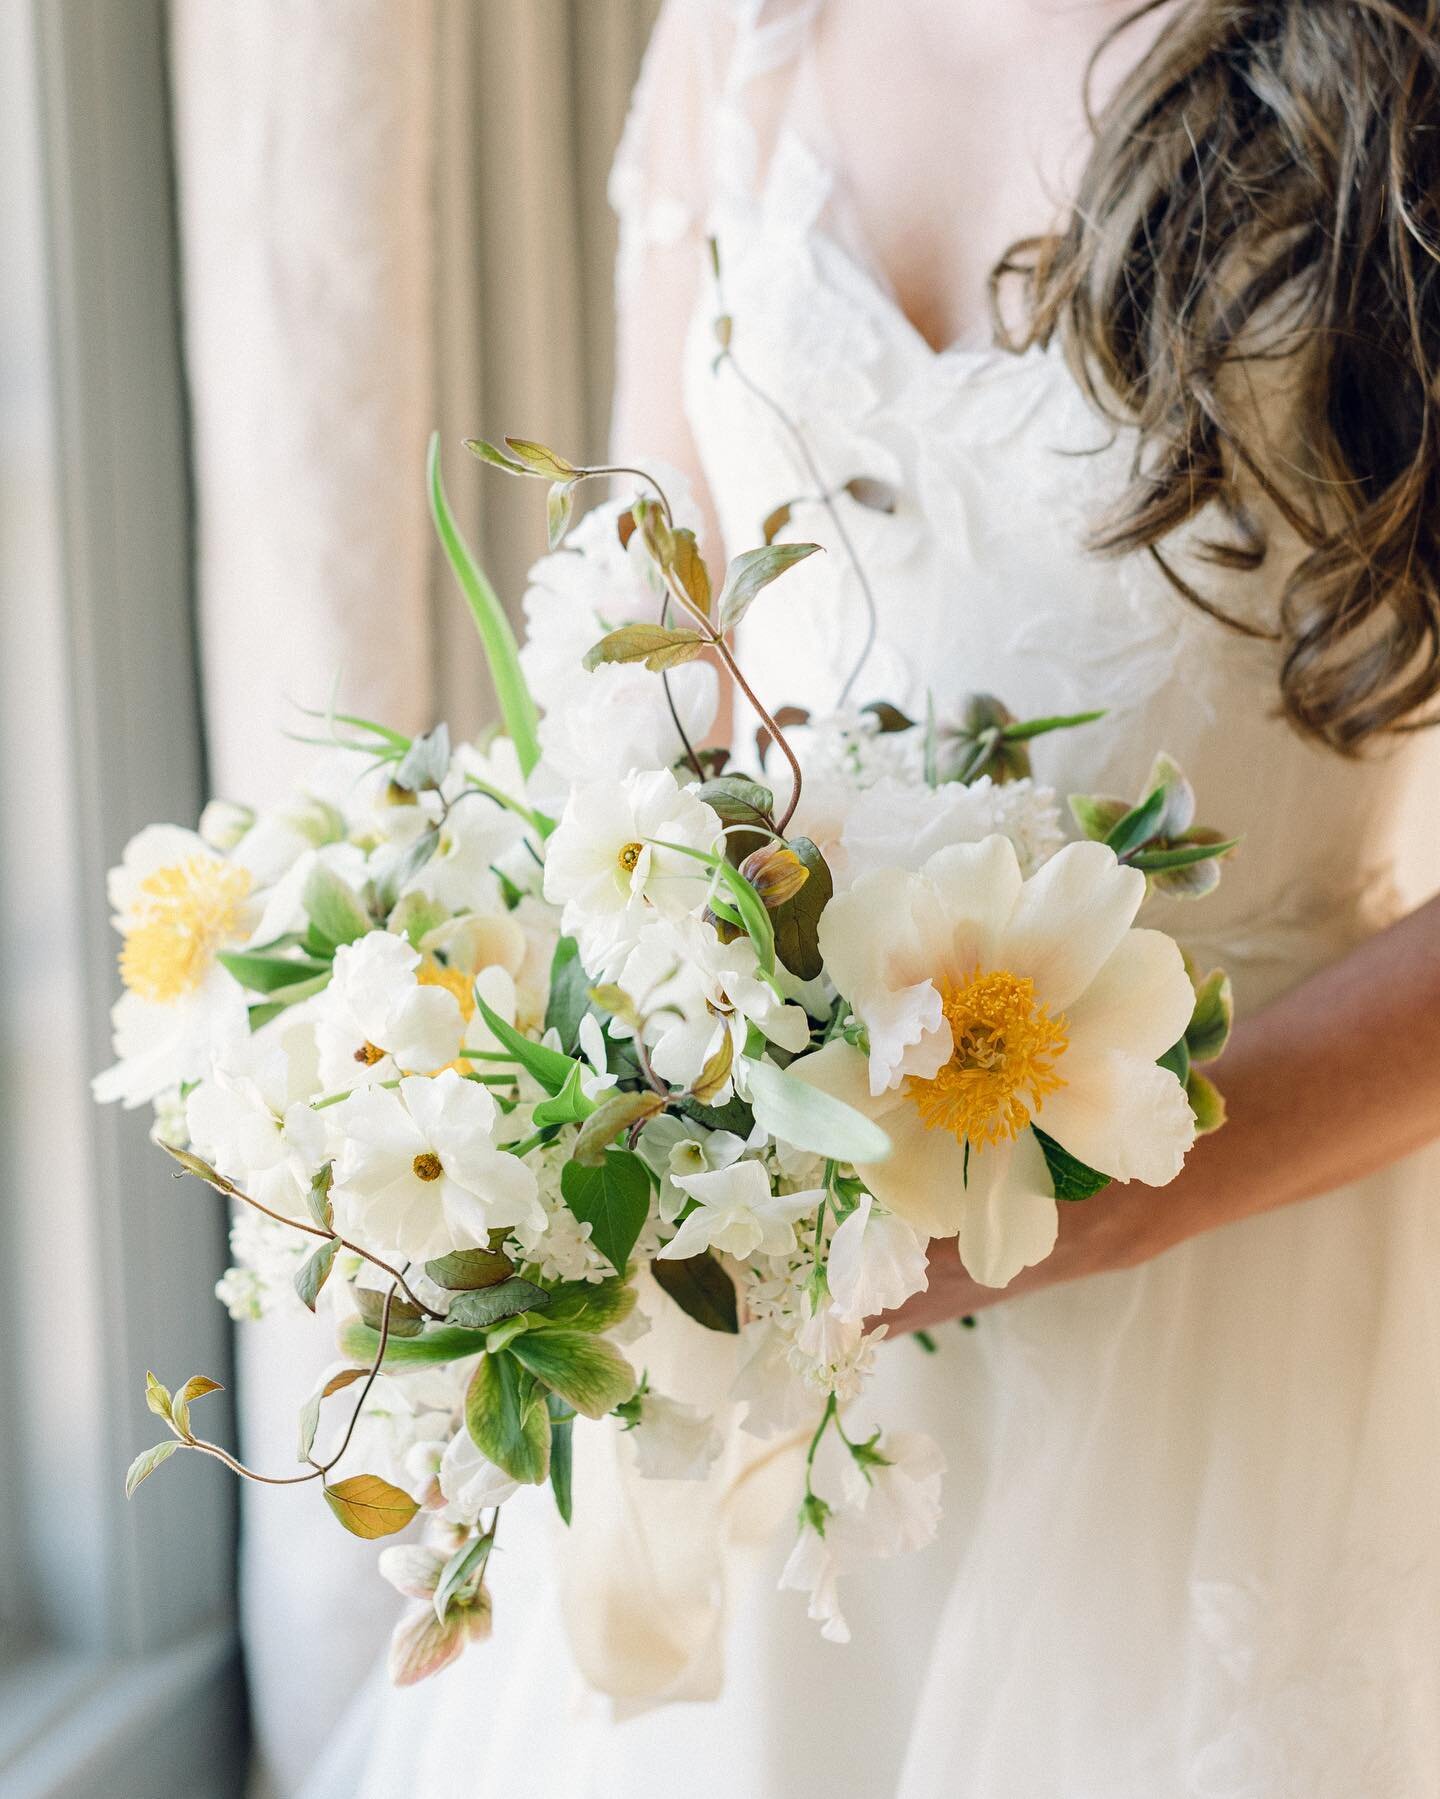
xmin=332 ymin=1069 xmax=542 ymax=1263
xmin=793 ymin=835 xmax=1196 ymax=1287
xmin=93 ymin=825 xmax=258 ymax=1107
xmin=185 ymin=1011 xmax=326 ymax=1218
xmin=660 ymin=1160 xmax=822 ymax=1263
xmin=313 ymin=932 xmax=465 ymax=1092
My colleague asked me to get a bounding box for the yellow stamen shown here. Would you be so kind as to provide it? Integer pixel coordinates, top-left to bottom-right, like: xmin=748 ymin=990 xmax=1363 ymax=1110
xmin=119 ymin=857 xmax=252 ymax=1003
xmin=909 ymin=968 xmax=1068 ymax=1147
xmin=412 ymin=1151 xmax=443 ymax=1182
xmin=617 ymin=840 xmax=644 ymax=873
xmin=354 ymin=1041 xmax=387 ymax=1066
xmin=417 ymin=955 xmax=476 ymax=1022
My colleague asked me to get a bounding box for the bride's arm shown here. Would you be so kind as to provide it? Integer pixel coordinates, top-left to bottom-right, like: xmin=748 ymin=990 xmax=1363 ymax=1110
xmin=887 ymin=886 xmax=1440 ymax=1331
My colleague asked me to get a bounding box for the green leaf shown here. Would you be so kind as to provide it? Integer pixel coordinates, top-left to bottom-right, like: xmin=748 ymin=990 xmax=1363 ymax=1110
xmin=1184 ymin=969 xmax=1234 ymax=1064
xmin=305 ymin=1162 xmax=335 ymax=1230
xmin=651 ymin=839 xmax=776 ymax=978
xmin=560 ymin=1151 xmax=652 ymax=1271
xmin=1144 ymin=752 xmax=1196 ymax=837
xmin=679 ymin=1091 xmax=756 ymax=1137
xmin=1068 ymin=794 xmax=1130 ymax=842
xmin=547 ymin=1399 xmax=574 ymax=1525
xmin=1000 ymin=709 xmax=1105 ymax=743
xmin=144 ymin=1370 xmax=174 ymax=1427
xmin=217 ymin=948 xmax=332 ymax=995
xmin=388 ymin=890 xmax=451 ymax=948
xmin=531 ymin=1060 xmax=597 ymax=1129
xmin=429 ymin=434 xmax=542 ymax=776
xmin=547 ymin=481 xmax=576 ymax=549
xmin=247 ymin=972 xmax=332 ymax=1028
xmin=425 ymin=1247 xmax=515 ymax=1291
xmin=464 ymin=437 xmax=528 ymax=475
xmin=542 ymin=936 xmax=590 ymax=1054
xmin=583 ymin=622 xmax=709 ymax=673
xmin=1186 ymin=1068 xmax=1227 ymax=1134
xmin=650 ymin=1251 xmax=739 ymax=1333
xmin=1127 ymin=839 xmax=1240 ymax=872
xmin=693 ymin=775 xmax=775 ymax=828
xmin=1157 ymin=1037 xmax=1191 ymax=1085
xmin=293 ymin=1239 xmax=338 ymax=1312
xmin=769 ymin=837 xmax=833 ymax=982
xmin=465 ymin=1351 xmax=551 ymax=1484
xmin=323 ymin=1473 xmax=419 ymax=1539
xmin=474 ymin=991 xmax=579 ymax=1097
xmin=125 ymin=1439 xmax=179 ymax=1498
xmin=502 ymin=437 xmax=577 ymax=479
xmin=302 ymin=863 xmax=370 ymax=950
xmin=572 ymin=1089 xmax=666 ymax=1166
xmin=744 ymin=1056 xmax=892 ymax=1164
xmin=353 ymin=1287 xmax=426 ymax=1337
xmin=1104 ymin=785 xmax=1169 ymax=859
xmin=445 ymin=1278 xmax=551 ymax=1330
xmin=1032 ymin=1127 xmax=1112 ymax=1202
xmin=715 ymin=543 xmax=822 ymax=633
xmin=338 ymin=1320 xmax=494 ymax=1369
xmin=508 ymin=1329 xmax=637 ymax=1420
xmin=432 ymin=1533 xmax=492 ymax=1622
xmin=297 ymin=1388 xmax=322 ymax=1462
xmin=536 ymin=1275 xmax=638 ymax=1334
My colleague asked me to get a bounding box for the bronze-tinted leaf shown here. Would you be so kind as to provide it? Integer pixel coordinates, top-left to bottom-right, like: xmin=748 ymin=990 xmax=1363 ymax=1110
xmin=424 ymin=1247 xmax=515 ymax=1291
xmin=761 ymin=500 xmax=793 ymax=545
xmin=294 ymin=1239 xmax=337 ymax=1313
xmin=502 ymin=437 xmax=577 ymax=479
xmin=583 ymin=623 xmax=708 ymax=674
xmin=573 ymin=1090 xmax=667 ymax=1166
xmin=716 ymin=542 xmax=823 ymax=634
xmin=546 ymin=481 xmax=576 ymax=549
xmin=353 ymin=1287 xmax=426 ymax=1338
xmin=769 ymin=837 xmax=833 ymax=982
xmin=842 ymin=475 xmax=898 ymax=513
xmin=324 ymin=1473 xmax=420 ymax=1540
xmin=690 ymin=1031 xmax=735 ymax=1106
xmin=671 ymin=528 xmax=712 ymax=617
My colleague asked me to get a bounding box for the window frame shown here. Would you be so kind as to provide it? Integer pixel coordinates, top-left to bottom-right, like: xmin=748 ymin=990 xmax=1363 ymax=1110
xmin=0 ymin=3 xmax=245 ymax=1792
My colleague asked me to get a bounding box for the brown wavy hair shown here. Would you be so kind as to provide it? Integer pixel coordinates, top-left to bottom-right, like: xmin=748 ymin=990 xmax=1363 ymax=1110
xmin=997 ymin=0 xmax=1440 ymax=753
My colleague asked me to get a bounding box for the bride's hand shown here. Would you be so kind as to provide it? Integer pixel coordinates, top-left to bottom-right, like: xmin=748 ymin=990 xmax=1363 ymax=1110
xmin=880 ymin=1171 xmax=1190 ymax=1336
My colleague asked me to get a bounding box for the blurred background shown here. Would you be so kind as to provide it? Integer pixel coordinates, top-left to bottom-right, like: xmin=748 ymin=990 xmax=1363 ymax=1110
xmin=0 ymin=3 xmax=658 ymax=1794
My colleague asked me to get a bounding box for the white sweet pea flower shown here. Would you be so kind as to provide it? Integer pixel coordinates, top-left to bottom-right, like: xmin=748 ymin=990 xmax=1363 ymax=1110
xmin=332 ymin=1069 xmax=542 ymax=1263
xmin=731 ymin=1321 xmax=818 ymax=1438
xmin=833 ymin=1430 xmax=946 ymax=1561
xmin=402 ymin=738 xmax=533 ymax=914
xmin=638 ymin=1114 xmax=748 ymax=1219
xmin=541 ymin=768 xmax=722 ymax=959
xmin=778 ymin=1519 xmax=850 ymax=1644
xmin=314 ymin=932 xmax=465 ymax=1091
xmin=628 ymin=1390 xmax=724 ymax=1481
xmin=438 ymin=1427 xmax=521 ymax=1523
xmin=791 ymin=836 xmax=1197 ymax=1287
xmin=825 ymin=1194 xmax=930 ymax=1323
xmin=660 ymin=1160 xmax=823 ymax=1262
xmin=93 ymin=825 xmax=259 ymax=1107
xmin=611 ymin=914 xmax=811 ymax=1096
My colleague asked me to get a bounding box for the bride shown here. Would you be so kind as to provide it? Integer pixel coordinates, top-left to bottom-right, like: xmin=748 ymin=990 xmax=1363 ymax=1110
xmin=308 ymin=1 xmax=1440 ymax=1792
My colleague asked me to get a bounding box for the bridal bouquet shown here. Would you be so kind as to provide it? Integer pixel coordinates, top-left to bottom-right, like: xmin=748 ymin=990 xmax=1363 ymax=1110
xmin=97 ymin=418 xmax=1235 ymax=1682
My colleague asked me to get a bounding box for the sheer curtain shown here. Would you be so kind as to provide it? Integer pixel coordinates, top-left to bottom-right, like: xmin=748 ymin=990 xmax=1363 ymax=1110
xmin=167 ymin=3 xmax=656 ymax=1791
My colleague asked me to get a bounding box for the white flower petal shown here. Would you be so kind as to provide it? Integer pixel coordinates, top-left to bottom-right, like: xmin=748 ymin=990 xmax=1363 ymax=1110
xmin=1063 ymin=928 xmax=1198 ymax=1064
xmin=956 ymin=1128 xmax=1059 ymax=1287
xmin=995 ymin=839 xmax=1145 ymax=1011
xmin=1036 ymin=1049 xmax=1196 ymax=1185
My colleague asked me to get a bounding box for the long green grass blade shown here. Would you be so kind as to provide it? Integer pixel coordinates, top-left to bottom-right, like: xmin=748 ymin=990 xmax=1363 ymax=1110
xmin=427 ymin=434 xmax=542 ymax=777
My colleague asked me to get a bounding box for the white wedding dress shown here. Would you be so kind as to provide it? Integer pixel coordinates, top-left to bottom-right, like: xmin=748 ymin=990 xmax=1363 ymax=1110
xmin=305 ymin=4 xmax=1440 ymax=1794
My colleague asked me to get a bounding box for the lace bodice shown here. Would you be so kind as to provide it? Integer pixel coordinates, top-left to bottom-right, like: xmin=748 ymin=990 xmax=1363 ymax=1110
xmin=609 ymin=0 xmax=1439 ymax=1013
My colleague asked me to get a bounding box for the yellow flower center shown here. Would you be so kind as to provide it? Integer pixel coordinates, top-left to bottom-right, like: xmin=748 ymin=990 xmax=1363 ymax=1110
xmin=354 ymin=1041 xmax=387 ymax=1066
xmin=417 ymin=955 xmax=476 ymax=1022
xmin=119 ymin=857 xmax=252 ymax=1003
xmin=617 ymin=840 xmax=644 ymax=874
xmin=412 ymin=1151 xmax=443 ymax=1182
xmin=908 ymin=968 xmax=1068 ymax=1147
